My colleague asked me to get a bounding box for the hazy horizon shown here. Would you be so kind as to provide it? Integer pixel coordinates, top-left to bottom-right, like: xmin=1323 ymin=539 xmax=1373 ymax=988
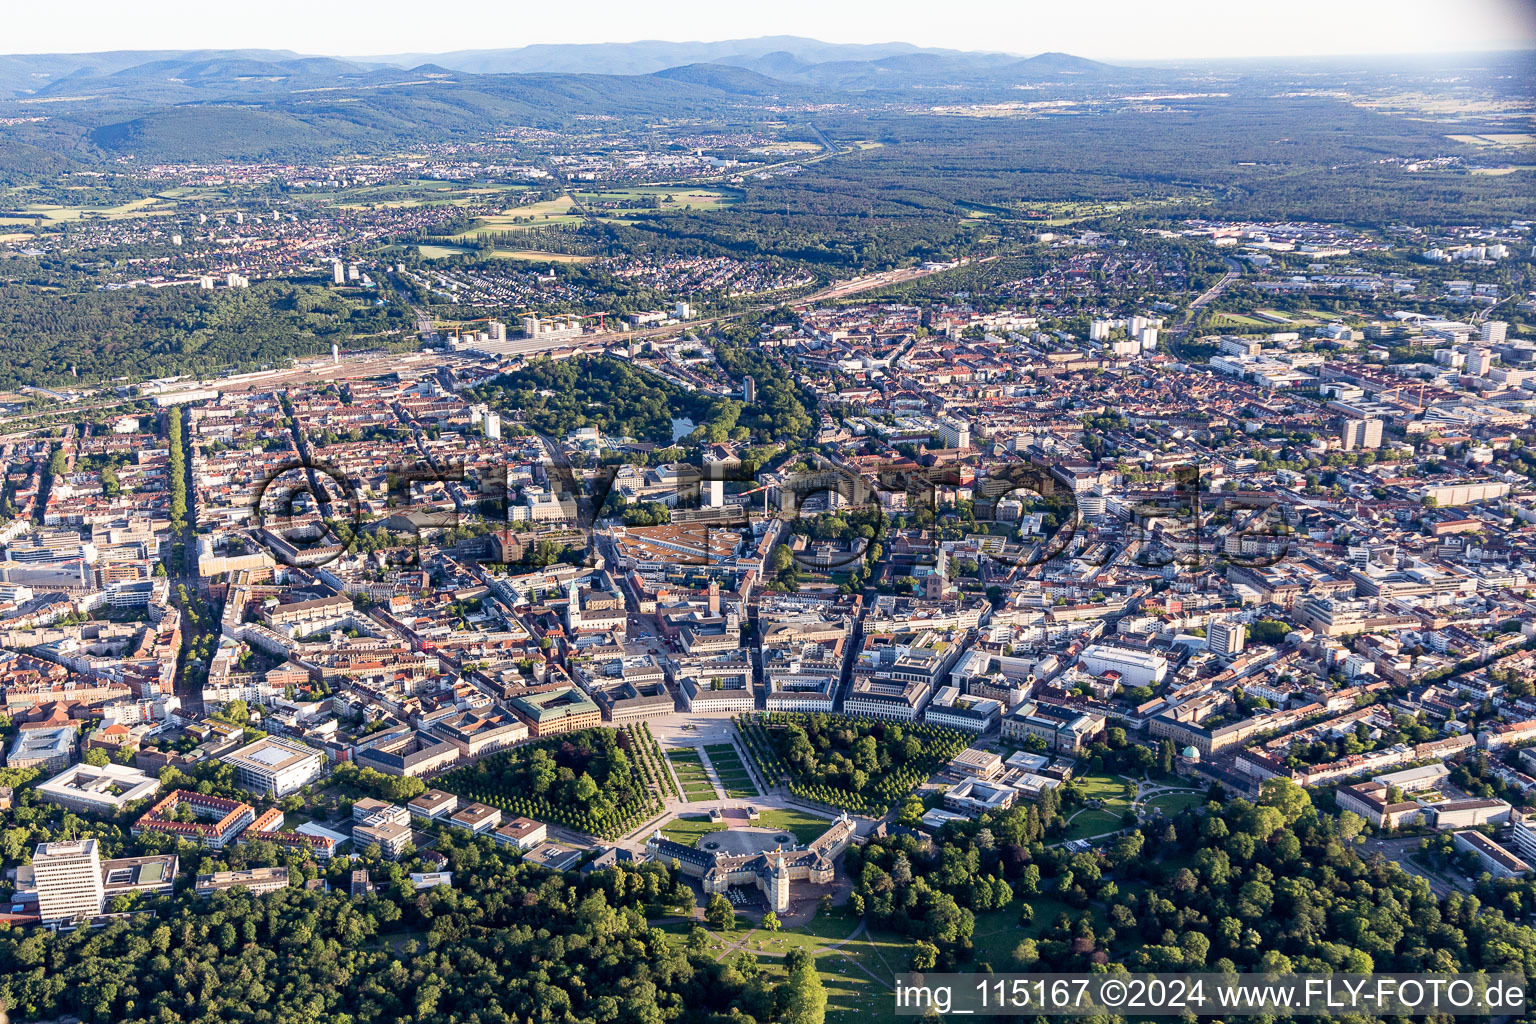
xmin=7 ymin=0 xmax=1536 ymax=62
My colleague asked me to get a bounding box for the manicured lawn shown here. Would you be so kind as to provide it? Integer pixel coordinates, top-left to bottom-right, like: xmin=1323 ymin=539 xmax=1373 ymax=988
xmin=1061 ymin=808 xmax=1125 ymax=842
xmin=660 ymin=815 xmax=725 ymax=844
xmin=1059 ymin=771 xmax=1138 ymax=840
xmin=659 ymin=808 xmax=833 ymax=846
xmin=704 ymin=743 xmax=760 ymax=796
xmin=970 ymin=898 xmax=1104 ymax=967
xmin=1144 ymin=791 xmax=1206 ymax=817
xmin=668 ymin=749 xmax=719 ymax=801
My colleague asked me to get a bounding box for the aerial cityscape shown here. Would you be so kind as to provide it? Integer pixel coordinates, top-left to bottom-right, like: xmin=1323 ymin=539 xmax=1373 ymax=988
xmin=0 ymin=3 xmax=1535 ymax=1022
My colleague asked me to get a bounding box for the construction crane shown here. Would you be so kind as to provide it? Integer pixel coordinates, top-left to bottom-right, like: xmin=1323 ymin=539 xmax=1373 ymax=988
xmin=1380 ymin=380 xmax=1428 ymax=407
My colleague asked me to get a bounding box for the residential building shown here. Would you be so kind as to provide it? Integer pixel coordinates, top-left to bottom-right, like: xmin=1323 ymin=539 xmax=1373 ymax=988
xmin=1341 ymin=418 xmax=1383 ymax=451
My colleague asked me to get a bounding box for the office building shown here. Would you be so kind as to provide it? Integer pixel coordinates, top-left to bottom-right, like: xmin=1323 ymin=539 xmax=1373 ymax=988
xmin=936 ymin=417 xmax=971 ymax=450
xmin=222 ymin=736 xmax=325 ymax=796
xmin=1206 ymin=621 xmax=1246 ymax=658
xmin=1341 ymin=418 xmax=1383 ymax=451
xmin=37 ymin=762 xmax=160 ymax=814
xmin=32 ymin=839 xmax=106 ymax=924
xmin=1481 ymin=321 xmax=1508 ymax=344
xmin=1078 ymin=644 xmax=1168 ymax=688
xmin=407 ymin=789 xmax=459 ymax=821
xmin=449 ymin=802 xmax=502 ymax=835
xmin=196 ymin=867 xmax=291 ymax=898
xmin=492 ymin=816 xmax=548 ymax=851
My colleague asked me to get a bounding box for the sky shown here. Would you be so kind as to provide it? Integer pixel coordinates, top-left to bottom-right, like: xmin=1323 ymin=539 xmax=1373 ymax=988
xmin=6 ymin=0 xmax=1536 ymax=60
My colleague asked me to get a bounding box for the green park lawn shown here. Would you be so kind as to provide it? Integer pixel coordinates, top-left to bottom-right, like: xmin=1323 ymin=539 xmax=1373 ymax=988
xmin=660 ymin=807 xmax=832 ymax=846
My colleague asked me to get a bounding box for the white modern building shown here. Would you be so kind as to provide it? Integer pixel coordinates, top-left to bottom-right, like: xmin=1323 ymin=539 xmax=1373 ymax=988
xmin=221 ymin=736 xmax=325 ymax=797
xmin=32 ymin=839 xmax=106 ymax=925
xmin=37 ymin=763 xmax=160 ymax=814
xmin=1077 ymin=645 xmax=1168 ymax=688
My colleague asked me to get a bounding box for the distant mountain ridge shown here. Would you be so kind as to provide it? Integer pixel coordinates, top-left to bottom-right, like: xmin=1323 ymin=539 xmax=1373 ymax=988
xmin=358 ymin=36 xmax=1007 ymax=76
xmin=0 ymin=36 xmax=1156 ymax=164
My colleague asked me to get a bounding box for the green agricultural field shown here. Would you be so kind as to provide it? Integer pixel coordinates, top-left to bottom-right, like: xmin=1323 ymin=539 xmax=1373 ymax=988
xmin=452 ymin=195 xmax=582 ymax=236
xmin=15 ymin=197 xmax=174 ymax=223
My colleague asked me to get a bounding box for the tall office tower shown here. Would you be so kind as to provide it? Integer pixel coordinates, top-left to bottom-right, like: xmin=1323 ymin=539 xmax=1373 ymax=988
xmin=32 ymin=839 xmax=105 ymax=924
xmin=1341 ymin=418 xmax=1383 ymax=451
xmin=1207 ymin=621 xmax=1246 ymax=657
xmin=1482 ymin=321 xmax=1508 ymax=344
xmin=743 ymin=375 xmax=756 ymax=404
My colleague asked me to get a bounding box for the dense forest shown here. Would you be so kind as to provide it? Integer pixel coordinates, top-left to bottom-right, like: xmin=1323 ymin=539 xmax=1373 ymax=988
xmin=0 ymin=282 xmax=413 ymax=389
xmin=474 ymin=356 xmax=711 ymax=444
xmin=852 ymin=776 xmax=1536 ymax=978
xmin=438 ymin=727 xmax=664 ymax=838
xmin=0 ymin=839 xmax=826 ymax=1024
xmin=472 ymin=342 xmax=816 ymax=447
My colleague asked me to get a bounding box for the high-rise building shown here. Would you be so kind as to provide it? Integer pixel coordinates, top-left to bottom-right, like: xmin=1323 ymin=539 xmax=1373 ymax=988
xmin=1207 ymin=621 xmax=1246 ymax=657
xmin=743 ymin=375 xmax=756 ymax=405
xmin=484 ymin=412 xmax=501 ymax=440
xmin=1482 ymin=321 xmax=1508 ymax=344
xmin=936 ymin=418 xmax=971 ymax=450
xmin=32 ymin=839 xmax=105 ymax=924
xmin=332 ymin=260 xmax=345 ymax=286
xmin=1341 ymin=418 xmax=1383 ymax=451
xmin=1467 ymin=348 xmax=1493 ymax=375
